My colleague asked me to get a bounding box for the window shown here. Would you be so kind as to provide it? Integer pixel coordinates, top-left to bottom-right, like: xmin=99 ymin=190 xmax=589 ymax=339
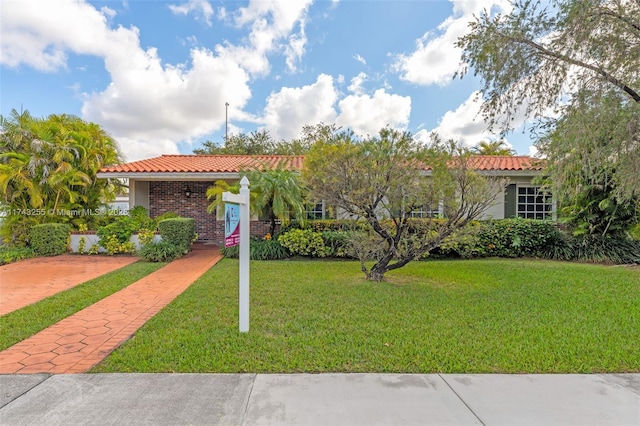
xmin=306 ymin=202 xmax=325 ymax=220
xmin=517 ymin=186 xmax=553 ymax=220
xmin=409 ymin=202 xmax=442 ymax=218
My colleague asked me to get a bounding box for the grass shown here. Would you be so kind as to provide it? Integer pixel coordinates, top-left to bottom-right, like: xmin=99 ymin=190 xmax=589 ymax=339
xmin=0 ymin=260 xmax=166 ymax=351
xmin=93 ymin=258 xmax=640 ymax=374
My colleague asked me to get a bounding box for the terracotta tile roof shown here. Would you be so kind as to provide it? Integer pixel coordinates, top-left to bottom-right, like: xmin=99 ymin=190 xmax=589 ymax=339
xmin=99 ymin=154 xmax=542 ymax=174
xmin=463 ymin=155 xmax=544 ymax=171
xmin=100 ymin=154 xmax=305 ymax=173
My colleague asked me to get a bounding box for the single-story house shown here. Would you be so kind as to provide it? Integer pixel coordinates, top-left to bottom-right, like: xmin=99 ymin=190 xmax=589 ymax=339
xmin=97 ymin=154 xmax=552 ymax=244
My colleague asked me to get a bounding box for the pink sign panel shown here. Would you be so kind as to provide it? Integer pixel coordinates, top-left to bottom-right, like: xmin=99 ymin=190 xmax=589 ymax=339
xmin=224 ymin=203 xmax=240 ymax=248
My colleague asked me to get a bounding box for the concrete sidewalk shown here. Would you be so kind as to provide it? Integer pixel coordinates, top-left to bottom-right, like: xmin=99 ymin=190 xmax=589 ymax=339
xmin=1 ymin=373 xmax=638 ymax=425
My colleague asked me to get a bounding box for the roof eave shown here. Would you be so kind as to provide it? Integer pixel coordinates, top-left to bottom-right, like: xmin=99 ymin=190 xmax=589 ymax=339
xmin=420 ymin=169 xmax=542 ymax=177
xmin=96 ymin=172 xmax=242 ymax=180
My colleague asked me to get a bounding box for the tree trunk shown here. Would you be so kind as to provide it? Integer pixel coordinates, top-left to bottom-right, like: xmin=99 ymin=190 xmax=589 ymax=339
xmin=366 ymin=265 xmax=387 ymax=282
xmin=269 ymin=214 xmax=277 ymax=237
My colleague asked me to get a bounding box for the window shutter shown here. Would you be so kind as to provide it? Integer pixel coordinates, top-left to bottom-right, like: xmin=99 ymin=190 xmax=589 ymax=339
xmin=504 ymin=184 xmax=517 ymax=218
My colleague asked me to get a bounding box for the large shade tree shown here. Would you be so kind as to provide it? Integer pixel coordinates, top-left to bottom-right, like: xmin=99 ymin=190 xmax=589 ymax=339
xmin=0 ymin=109 xmax=122 ymax=243
xmin=456 ymin=0 xmax=640 ymax=234
xmin=303 ymin=128 xmax=505 ymax=282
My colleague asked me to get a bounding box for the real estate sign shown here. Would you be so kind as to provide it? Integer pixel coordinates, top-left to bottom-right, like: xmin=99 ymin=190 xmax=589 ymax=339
xmin=224 ymin=203 xmax=240 ymax=248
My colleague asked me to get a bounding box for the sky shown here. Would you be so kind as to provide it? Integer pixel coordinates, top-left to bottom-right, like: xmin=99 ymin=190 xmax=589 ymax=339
xmin=0 ymin=0 xmax=537 ymax=162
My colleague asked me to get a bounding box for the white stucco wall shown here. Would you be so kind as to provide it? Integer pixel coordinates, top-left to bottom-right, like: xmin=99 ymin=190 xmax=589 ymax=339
xmin=68 ymin=233 xmax=161 ymax=253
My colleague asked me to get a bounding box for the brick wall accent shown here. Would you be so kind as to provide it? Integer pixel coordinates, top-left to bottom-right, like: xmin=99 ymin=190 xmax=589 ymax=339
xmin=149 ymin=181 xmax=215 ymax=240
xmin=149 ymin=181 xmax=281 ymax=244
xmin=214 ymin=220 xmax=280 ymax=245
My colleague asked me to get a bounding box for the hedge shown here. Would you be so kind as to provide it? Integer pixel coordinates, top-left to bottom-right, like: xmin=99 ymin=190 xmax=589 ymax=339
xmin=158 ymin=218 xmax=196 ymax=253
xmin=30 ymin=223 xmax=70 ymax=256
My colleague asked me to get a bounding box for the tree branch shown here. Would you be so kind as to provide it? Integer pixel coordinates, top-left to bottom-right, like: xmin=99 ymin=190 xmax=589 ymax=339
xmin=504 ymin=33 xmax=640 ymax=103
xmin=598 ymin=9 xmax=640 ymax=34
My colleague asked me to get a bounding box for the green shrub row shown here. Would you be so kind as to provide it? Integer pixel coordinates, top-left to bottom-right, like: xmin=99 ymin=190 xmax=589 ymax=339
xmin=251 ymin=218 xmax=640 ymax=264
xmin=435 ymin=219 xmax=565 ymax=259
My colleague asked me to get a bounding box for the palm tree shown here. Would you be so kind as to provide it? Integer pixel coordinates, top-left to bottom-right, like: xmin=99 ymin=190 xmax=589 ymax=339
xmin=1 ymin=109 xmax=122 ymax=232
xmin=248 ymin=168 xmax=307 ymax=236
xmin=472 ymin=140 xmax=515 ymax=156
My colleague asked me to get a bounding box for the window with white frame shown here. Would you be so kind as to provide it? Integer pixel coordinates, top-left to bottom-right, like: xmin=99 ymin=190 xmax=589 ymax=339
xmin=409 ymin=202 xmax=442 ymax=218
xmin=517 ymin=186 xmax=553 ymax=220
xmin=306 ymin=202 xmax=325 ymax=220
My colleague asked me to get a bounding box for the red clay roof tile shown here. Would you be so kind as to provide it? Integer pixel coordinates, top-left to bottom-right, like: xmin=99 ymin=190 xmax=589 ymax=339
xmin=99 ymin=154 xmax=542 ymax=174
xmin=100 ymin=154 xmax=305 ymax=174
xmin=464 ymin=155 xmax=544 ymax=171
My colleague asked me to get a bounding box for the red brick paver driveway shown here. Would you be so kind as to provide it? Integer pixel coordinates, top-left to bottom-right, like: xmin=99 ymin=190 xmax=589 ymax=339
xmin=0 ymin=245 xmax=222 ymax=374
xmin=0 ymin=255 xmax=138 ymax=316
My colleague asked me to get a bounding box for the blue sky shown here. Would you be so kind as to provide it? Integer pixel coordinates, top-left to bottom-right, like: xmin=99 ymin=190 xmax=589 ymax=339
xmin=1 ymin=0 xmax=534 ymax=161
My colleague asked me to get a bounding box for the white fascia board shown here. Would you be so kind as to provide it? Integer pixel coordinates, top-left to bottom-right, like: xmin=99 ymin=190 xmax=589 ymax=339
xmin=96 ymin=172 xmax=241 ymax=180
xmin=419 ymin=170 xmax=540 ymax=178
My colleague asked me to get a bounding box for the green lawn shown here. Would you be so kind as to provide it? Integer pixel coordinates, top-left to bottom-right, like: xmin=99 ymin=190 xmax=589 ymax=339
xmin=93 ymin=259 xmax=640 ymax=374
xmin=0 ymin=260 xmax=165 ymax=351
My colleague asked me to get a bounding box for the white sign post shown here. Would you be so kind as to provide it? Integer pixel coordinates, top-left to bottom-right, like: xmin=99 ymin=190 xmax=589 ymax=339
xmin=222 ymin=176 xmax=250 ymax=333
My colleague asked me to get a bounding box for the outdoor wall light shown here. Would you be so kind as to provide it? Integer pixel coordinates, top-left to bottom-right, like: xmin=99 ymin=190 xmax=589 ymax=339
xmin=184 ymin=185 xmax=192 ymax=198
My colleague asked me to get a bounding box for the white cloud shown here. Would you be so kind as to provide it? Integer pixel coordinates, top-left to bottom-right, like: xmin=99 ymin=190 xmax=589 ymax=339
xmin=353 ymin=54 xmax=366 ymax=65
xmin=285 ymin=26 xmax=307 ymax=72
xmin=1 ymin=0 xmax=118 ymax=71
xmin=336 ymin=89 xmax=411 ymax=137
xmin=261 ymin=74 xmax=411 ymax=140
xmin=0 ymin=0 xmax=312 ymax=161
xmin=416 ymin=91 xmax=502 ymax=147
xmin=347 ymin=72 xmax=368 ymax=95
xmin=116 ymin=137 xmax=181 ymax=162
xmin=168 ymin=0 xmax=215 ymax=26
xmin=262 ymin=74 xmax=338 ymax=140
xmin=81 ymin=47 xmax=252 ymax=159
xmin=393 ymin=0 xmax=511 ymax=86
xmin=225 ymin=0 xmax=313 ymax=75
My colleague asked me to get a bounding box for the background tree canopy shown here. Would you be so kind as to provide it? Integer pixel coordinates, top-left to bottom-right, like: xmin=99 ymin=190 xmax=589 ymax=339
xmin=193 ymin=123 xmax=341 ymax=156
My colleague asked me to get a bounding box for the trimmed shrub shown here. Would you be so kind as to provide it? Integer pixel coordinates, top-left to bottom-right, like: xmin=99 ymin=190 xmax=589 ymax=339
xmin=158 ymin=218 xmax=196 ymax=253
xmin=138 ymin=241 xmax=184 ymax=262
xmin=432 ymin=219 xmax=568 ymax=260
xmin=434 ymin=224 xmax=486 ymax=259
xmin=154 ymin=211 xmax=181 ymax=223
xmin=30 ymin=223 xmax=70 ymax=256
xmin=321 ymin=231 xmax=353 ymax=258
xmin=278 ymin=229 xmax=328 ymax=257
xmin=476 ymin=219 xmax=565 ymax=258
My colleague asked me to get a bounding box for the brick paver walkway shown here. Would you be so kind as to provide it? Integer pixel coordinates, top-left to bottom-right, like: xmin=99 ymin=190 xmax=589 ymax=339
xmin=0 ymin=255 xmax=138 ymax=316
xmin=0 ymin=245 xmax=222 ymax=374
